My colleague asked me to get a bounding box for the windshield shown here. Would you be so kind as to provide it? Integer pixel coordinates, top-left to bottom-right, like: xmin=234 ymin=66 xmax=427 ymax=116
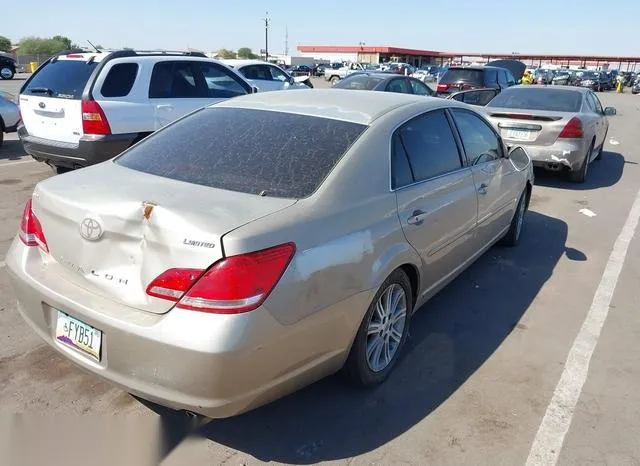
xmin=116 ymin=107 xmax=368 ymax=199
xmin=335 ymin=75 xmax=385 ymax=90
xmin=581 ymin=71 xmax=599 ymax=79
xmin=23 ymin=59 xmax=98 ymax=99
xmin=487 ymin=88 xmax=583 ymax=113
xmin=440 ymin=68 xmax=484 ymax=84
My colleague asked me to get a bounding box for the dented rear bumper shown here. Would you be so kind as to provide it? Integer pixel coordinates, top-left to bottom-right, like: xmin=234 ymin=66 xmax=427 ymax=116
xmin=516 ymin=140 xmax=587 ymax=171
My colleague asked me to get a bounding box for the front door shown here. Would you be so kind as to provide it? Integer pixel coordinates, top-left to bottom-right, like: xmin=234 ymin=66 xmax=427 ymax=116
xmin=393 ymin=109 xmax=479 ymax=294
xmin=449 ymin=108 xmax=521 ymax=247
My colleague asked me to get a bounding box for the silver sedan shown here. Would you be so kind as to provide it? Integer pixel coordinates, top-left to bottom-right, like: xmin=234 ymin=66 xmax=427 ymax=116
xmin=6 ymin=90 xmax=534 ymax=419
xmin=0 ymin=90 xmax=20 ymax=147
xmin=482 ymin=85 xmax=616 ymax=183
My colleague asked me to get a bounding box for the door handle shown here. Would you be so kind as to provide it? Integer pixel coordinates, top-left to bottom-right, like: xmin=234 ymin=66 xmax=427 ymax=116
xmin=156 ymin=104 xmax=173 ymax=110
xmin=478 ymin=183 xmax=489 ymax=195
xmin=407 ymin=210 xmax=427 ymax=226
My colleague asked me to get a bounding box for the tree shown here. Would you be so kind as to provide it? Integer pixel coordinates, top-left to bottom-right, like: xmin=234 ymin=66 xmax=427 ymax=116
xmin=18 ymin=36 xmax=74 ymax=56
xmin=237 ymin=47 xmax=257 ymax=59
xmin=0 ymin=36 xmax=11 ymax=53
xmin=217 ymin=48 xmax=237 ymax=59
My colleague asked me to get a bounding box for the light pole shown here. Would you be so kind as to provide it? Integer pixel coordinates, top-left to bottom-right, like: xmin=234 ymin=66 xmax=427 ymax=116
xmin=263 ymin=12 xmax=270 ymax=62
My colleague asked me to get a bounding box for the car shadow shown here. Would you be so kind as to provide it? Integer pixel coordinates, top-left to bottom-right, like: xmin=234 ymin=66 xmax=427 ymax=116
xmin=533 ymin=151 xmax=624 ymax=190
xmin=0 ymin=139 xmax=27 ymax=161
xmin=148 ymin=210 xmax=579 ymax=463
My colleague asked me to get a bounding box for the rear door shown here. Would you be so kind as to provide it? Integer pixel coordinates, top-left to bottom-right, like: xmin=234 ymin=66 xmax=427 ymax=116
xmin=586 ymin=92 xmax=608 ymax=149
xmin=19 ymin=56 xmax=99 ymax=143
xmin=393 ymin=109 xmax=479 ymax=293
xmin=449 ymin=108 xmax=520 ymax=247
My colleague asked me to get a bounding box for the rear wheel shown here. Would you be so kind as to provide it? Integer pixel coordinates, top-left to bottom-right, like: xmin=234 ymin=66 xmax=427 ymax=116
xmin=344 ymin=269 xmax=413 ymax=387
xmin=0 ymin=66 xmax=14 ymax=80
xmin=330 ymin=76 xmax=340 ymax=86
xmin=568 ymin=140 xmax=594 ymax=183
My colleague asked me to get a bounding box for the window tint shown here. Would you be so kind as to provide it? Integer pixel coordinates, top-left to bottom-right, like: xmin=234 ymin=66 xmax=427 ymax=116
xmin=441 ymin=68 xmax=484 ymax=84
xmin=485 ymin=69 xmax=498 ymax=84
xmin=505 ymin=70 xmax=516 ymax=85
xmin=409 ymin=78 xmax=432 ymax=96
xmin=115 ymin=107 xmax=367 ymax=199
xmin=392 ymin=132 xmax=414 ymax=189
xmin=335 ymin=75 xmax=385 ymax=90
xmin=149 ymin=62 xmax=200 ymax=98
xmin=386 ymin=78 xmax=412 ymax=94
xmin=198 ymin=63 xmax=249 ymax=98
xmin=589 ymin=92 xmax=603 ymax=114
xmin=497 ymin=70 xmax=508 ymax=85
xmin=100 ymin=63 xmax=138 ymax=97
xmin=24 ymin=59 xmax=98 ymax=99
xmin=240 ymin=65 xmax=272 ymax=80
xmin=451 ymin=110 xmax=501 ymax=165
xmin=487 ymin=88 xmax=583 ymax=113
xmin=397 ymin=110 xmax=462 ymax=182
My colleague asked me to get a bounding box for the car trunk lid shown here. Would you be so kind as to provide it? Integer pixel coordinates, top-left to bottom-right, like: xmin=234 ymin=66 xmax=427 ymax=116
xmin=31 ymin=163 xmax=297 ymax=314
xmin=485 ymin=107 xmax=578 ymax=146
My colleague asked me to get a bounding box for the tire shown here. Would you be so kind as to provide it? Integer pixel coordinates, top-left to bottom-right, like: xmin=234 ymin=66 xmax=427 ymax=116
xmin=330 ymin=76 xmax=340 ymax=86
xmin=500 ymin=188 xmax=528 ymax=247
xmin=0 ymin=66 xmax=14 ymax=80
xmin=343 ymin=269 xmax=413 ymax=387
xmin=0 ymin=129 xmax=4 ymax=148
xmin=595 ymin=131 xmax=606 ymax=161
xmin=568 ymin=140 xmax=594 ymax=183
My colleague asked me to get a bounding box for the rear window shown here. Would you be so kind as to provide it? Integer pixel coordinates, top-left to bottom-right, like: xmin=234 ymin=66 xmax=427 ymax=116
xmin=23 ymin=59 xmax=98 ymax=99
xmin=441 ymin=68 xmax=484 ymax=84
xmin=487 ymin=88 xmax=583 ymax=113
xmin=100 ymin=63 xmax=138 ymax=97
xmin=115 ymin=107 xmax=368 ymax=199
xmin=336 ymin=75 xmax=385 ymax=90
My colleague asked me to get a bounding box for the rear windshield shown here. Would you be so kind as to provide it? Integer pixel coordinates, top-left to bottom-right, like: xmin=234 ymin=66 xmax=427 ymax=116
xmin=487 ymin=88 xmax=583 ymax=113
xmin=336 ymin=75 xmax=385 ymax=90
xmin=116 ymin=107 xmax=368 ymax=199
xmin=23 ymin=59 xmax=97 ymax=99
xmin=441 ymin=68 xmax=484 ymax=84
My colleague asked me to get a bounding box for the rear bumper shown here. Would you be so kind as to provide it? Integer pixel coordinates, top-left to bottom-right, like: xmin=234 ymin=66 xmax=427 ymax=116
xmin=507 ymin=139 xmax=586 ymax=171
xmin=18 ymin=125 xmax=138 ymax=169
xmin=5 ymin=239 xmax=366 ymax=418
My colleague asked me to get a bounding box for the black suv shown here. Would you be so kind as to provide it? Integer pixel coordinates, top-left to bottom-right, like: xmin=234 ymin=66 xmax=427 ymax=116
xmin=436 ymin=65 xmax=517 ymax=96
xmin=0 ymin=55 xmax=17 ymax=80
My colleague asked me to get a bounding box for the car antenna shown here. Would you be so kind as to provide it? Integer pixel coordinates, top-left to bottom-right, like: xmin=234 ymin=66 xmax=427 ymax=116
xmin=87 ymin=40 xmax=101 ymax=53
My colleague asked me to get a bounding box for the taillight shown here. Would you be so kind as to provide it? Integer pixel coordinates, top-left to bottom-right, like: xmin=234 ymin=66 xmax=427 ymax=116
xmin=19 ymin=199 xmax=48 ymax=252
xmin=558 ymin=117 xmax=583 ymax=138
xmin=81 ymin=100 xmax=111 ymax=135
xmin=437 ymin=83 xmax=448 ymax=92
xmin=146 ymin=242 xmax=296 ymax=314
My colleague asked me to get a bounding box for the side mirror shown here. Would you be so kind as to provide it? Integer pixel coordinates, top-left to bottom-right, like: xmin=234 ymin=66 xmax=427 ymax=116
xmin=252 ymin=86 xmax=259 ymax=94
xmin=604 ymin=107 xmax=616 ymax=116
xmin=508 ymin=146 xmax=532 ymax=170
xmin=288 ymin=76 xmax=295 ymax=85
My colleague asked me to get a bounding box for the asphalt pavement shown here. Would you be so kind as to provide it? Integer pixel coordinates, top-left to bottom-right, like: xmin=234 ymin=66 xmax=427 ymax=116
xmin=2 ymin=76 xmax=640 ymax=466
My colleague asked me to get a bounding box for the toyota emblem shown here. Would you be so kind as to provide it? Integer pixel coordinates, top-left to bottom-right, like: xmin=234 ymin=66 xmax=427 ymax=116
xmin=80 ymin=217 xmax=103 ymax=241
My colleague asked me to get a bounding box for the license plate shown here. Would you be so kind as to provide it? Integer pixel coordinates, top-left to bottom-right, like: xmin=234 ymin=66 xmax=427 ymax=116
xmin=504 ymin=128 xmax=532 ymax=140
xmin=55 ymin=311 xmax=102 ymax=360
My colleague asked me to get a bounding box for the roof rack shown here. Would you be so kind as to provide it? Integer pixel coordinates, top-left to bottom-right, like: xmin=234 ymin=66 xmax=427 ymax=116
xmin=112 ymin=50 xmax=207 ymax=58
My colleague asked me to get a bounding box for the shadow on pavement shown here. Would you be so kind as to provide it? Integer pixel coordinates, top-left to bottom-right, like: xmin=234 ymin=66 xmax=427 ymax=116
xmin=0 ymin=140 xmax=28 ymax=161
xmin=153 ymin=210 xmax=577 ymax=464
xmin=533 ymin=151 xmax=625 ymax=190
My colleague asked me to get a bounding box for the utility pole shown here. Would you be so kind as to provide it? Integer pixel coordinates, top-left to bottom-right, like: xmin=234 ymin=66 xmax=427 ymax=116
xmin=284 ymin=26 xmax=289 ymax=56
xmin=263 ymin=11 xmax=270 ymax=62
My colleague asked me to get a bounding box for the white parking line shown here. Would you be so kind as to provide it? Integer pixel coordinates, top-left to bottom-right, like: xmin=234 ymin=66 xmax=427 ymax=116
xmin=0 ymin=159 xmax=37 ymax=167
xmin=525 ymin=186 xmax=640 ymax=466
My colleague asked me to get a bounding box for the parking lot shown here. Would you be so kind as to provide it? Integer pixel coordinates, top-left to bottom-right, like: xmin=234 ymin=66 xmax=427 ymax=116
xmin=2 ymin=74 xmax=640 ymax=465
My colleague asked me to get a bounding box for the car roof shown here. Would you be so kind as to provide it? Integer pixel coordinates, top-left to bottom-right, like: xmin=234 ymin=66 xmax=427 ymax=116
xmin=221 ymin=59 xmax=276 ymax=68
xmin=213 ymin=89 xmax=451 ymax=125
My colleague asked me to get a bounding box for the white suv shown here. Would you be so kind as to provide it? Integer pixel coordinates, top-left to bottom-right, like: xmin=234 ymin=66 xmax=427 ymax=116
xmin=17 ymin=50 xmax=256 ymax=173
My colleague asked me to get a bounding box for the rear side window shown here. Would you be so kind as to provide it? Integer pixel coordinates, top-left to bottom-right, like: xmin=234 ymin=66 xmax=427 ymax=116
xmin=100 ymin=63 xmax=138 ymax=97
xmin=385 ymin=78 xmax=412 ymax=94
xmin=441 ymin=68 xmax=484 ymax=85
xmin=336 ymin=75 xmax=385 ymax=90
xmin=451 ymin=110 xmax=502 ymax=165
xmin=115 ymin=107 xmax=367 ymax=199
xmin=23 ymin=59 xmax=98 ymax=99
xmin=396 ymin=109 xmax=462 ymax=182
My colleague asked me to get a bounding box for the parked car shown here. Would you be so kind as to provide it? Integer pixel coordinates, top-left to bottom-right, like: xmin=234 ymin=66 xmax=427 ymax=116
xmin=0 ymin=91 xmax=20 ymax=146
xmin=17 ymin=49 xmax=256 ymax=174
xmin=533 ymin=69 xmax=554 ymax=85
xmin=287 ymin=65 xmax=313 ymax=77
xmin=482 ymin=85 xmax=615 ymax=183
xmin=0 ymin=55 xmax=17 ymax=80
xmin=334 ymin=72 xmax=435 ymax=96
xmin=436 ymin=64 xmax=520 ymax=96
xmin=551 ymin=71 xmax=573 ymax=86
xmin=577 ymin=71 xmax=612 ymax=91
xmin=324 ymin=62 xmax=370 ymax=85
xmin=222 ymin=59 xmax=313 ymax=90
xmin=6 ymin=89 xmax=534 ymax=420
xmin=632 ymin=78 xmax=640 ymax=94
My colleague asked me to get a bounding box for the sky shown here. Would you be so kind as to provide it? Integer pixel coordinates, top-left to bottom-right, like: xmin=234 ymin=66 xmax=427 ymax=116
xmin=4 ymin=0 xmax=640 ymax=57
